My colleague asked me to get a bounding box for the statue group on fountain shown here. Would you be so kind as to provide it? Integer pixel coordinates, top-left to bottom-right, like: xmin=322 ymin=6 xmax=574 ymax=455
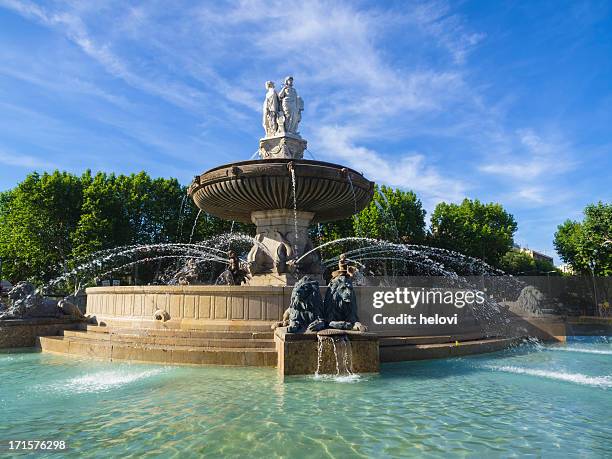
xmin=262 ymin=76 xmax=304 ymax=138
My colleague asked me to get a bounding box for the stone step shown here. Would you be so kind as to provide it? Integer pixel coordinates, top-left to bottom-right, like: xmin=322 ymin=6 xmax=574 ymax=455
xmin=85 ymin=325 xmax=274 ymax=340
xmin=62 ymin=330 xmax=275 ymax=348
xmin=380 ymin=336 xmax=453 ymax=346
xmin=380 ymin=337 xmax=519 ymax=362
xmin=38 ymin=336 xmax=277 ymax=367
xmin=92 ymin=319 xmax=275 ymax=333
xmin=379 ymin=333 xmax=488 ymax=346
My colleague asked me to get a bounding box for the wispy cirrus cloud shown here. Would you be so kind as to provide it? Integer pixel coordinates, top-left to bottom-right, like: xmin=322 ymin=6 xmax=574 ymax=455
xmin=0 ymin=0 xmax=546 ymax=208
xmin=479 ymin=129 xmax=577 ymax=205
xmin=480 ymin=129 xmax=575 ymax=180
xmin=317 ymin=126 xmax=467 ymax=207
xmin=0 ymin=0 xmax=606 ymax=260
xmin=0 ymin=149 xmax=58 ymax=169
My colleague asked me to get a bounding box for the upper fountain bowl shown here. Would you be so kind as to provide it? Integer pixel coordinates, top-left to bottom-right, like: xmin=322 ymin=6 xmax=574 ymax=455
xmin=188 ymin=159 xmax=375 ymax=223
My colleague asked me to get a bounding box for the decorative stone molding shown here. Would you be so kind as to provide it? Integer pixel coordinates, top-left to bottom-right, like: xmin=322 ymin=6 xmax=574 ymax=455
xmin=258 ymin=135 xmax=306 ymax=159
xmin=189 ymin=159 xmax=374 ymax=224
xmin=85 ymin=285 xmax=294 ymax=323
xmin=247 ymin=209 xmax=321 ymax=278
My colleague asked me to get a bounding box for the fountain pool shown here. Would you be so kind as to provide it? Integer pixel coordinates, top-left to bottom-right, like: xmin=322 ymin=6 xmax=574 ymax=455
xmin=2 ymin=337 xmax=610 ymax=457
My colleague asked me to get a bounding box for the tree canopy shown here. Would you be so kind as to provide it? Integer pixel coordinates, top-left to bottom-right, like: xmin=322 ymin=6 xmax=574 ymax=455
xmin=0 ymin=171 xmax=84 ymax=283
xmin=353 ymin=185 xmax=427 ymax=243
xmin=429 ymin=199 xmax=517 ymax=267
xmin=554 ymin=202 xmax=611 ymax=275
xmin=0 ymin=170 xmax=253 ymax=286
xmin=5 ymin=168 xmax=596 ymax=286
xmin=499 ymin=249 xmax=559 ymax=275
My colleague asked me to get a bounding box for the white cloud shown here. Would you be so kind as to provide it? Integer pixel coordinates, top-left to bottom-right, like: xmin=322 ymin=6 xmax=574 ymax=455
xmin=0 ymin=0 xmax=208 ymax=111
xmin=0 ymin=149 xmax=58 ymax=169
xmin=410 ymin=0 xmax=486 ymax=63
xmin=478 ymin=128 xmax=577 ymax=205
xmin=480 ymin=129 xmax=575 ymax=180
xmin=2 ymin=0 xmax=581 ymax=215
xmin=316 ymin=126 xmax=467 ymax=206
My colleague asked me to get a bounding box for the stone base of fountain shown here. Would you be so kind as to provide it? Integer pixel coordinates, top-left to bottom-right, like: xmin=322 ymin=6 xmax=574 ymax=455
xmin=274 ymin=327 xmax=379 ymax=377
xmin=258 ymin=134 xmax=307 ymax=159
xmin=247 ymin=209 xmax=322 ymax=286
xmin=1 ymin=317 xmax=85 ymax=349
xmin=83 ymin=285 xmax=290 ymax=324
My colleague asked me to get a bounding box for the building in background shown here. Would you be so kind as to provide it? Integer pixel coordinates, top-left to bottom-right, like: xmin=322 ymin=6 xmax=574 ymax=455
xmin=512 ymin=244 xmax=554 ymax=265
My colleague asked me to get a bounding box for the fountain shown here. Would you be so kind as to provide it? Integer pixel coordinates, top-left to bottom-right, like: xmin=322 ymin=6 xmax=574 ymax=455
xmin=188 ymin=77 xmax=373 ymax=287
xmin=35 ymin=76 xmax=378 ymax=376
xmin=31 ymin=76 xmax=570 ymax=375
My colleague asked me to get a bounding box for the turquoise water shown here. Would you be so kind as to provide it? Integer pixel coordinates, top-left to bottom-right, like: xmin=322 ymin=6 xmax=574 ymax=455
xmin=1 ymin=338 xmax=610 ymax=458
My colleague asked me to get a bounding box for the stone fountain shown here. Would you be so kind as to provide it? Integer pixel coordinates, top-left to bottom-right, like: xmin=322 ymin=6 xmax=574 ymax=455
xmin=30 ymin=77 xmax=572 ymax=372
xmin=36 ymin=76 xmax=379 ymax=376
xmin=188 ymin=76 xmax=374 ymax=286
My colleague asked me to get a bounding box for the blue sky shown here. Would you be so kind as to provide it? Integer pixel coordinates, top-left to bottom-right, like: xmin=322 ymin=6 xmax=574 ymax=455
xmin=0 ymin=0 xmax=610 ymax=262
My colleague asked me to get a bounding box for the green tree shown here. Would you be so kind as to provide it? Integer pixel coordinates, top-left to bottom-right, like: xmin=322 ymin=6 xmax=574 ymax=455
xmin=0 ymin=169 xmax=259 ymax=286
xmin=500 ymin=250 xmax=560 ymax=275
xmin=310 ymin=218 xmax=354 ymax=246
xmin=0 ymin=171 xmax=84 ymax=283
xmin=554 ymin=202 xmax=611 ymax=275
xmin=499 ymin=250 xmax=535 ymax=275
xmin=353 ymin=185 xmax=426 ymax=243
xmin=429 ymin=199 xmax=517 ymax=267
xmin=72 ymin=172 xmax=189 ymax=257
xmin=533 ymin=257 xmax=560 ymax=275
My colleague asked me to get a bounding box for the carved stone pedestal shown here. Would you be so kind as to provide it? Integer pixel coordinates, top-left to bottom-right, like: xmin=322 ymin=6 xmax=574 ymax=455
xmin=247 ymin=209 xmax=321 ymax=286
xmin=274 ymin=328 xmax=380 ymax=377
xmin=259 ymin=134 xmax=307 ymax=160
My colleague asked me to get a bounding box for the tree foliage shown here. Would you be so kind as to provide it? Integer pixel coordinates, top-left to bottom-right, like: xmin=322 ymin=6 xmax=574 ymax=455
xmin=4 ymin=167 xmax=575 ymax=285
xmin=71 ymin=172 xmax=185 ymax=257
xmin=499 ymin=250 xmax=559 ymax=275
xmin=353 ymin=185 xmax=426 ymax=243
xmin=429 ymin=199 xmax=517 ymax=267
xmin=0 ymin=171 xmax=84 ymax=283
xmin=554 ymin=202 xmax=611 ymax=275
xmin=0 ymin=170 xmax=255 ymax=286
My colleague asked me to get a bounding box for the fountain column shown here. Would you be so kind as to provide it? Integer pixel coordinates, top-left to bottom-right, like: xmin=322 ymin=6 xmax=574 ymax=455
xmin=247 ymin=209 xmax=321 ymax=286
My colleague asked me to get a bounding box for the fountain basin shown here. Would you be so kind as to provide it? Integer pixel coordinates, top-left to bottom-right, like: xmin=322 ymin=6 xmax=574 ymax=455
xmin=188 ymin=159 xmax=374 ymax=223
xmin=39 ymin=286 xmax=565 ymax=368
xmin=85 ymin=285 xmax=290 ymax=326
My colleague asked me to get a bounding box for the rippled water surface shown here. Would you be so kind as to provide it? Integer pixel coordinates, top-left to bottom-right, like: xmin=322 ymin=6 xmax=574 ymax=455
xmin=1 ymin=337 xmax=610 ymax=458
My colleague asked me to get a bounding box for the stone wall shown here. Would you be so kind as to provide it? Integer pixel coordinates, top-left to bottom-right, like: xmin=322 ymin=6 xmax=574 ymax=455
xmin=0 ymin=318 xmax=84 ymax=348
xmin=86 ymin=285 xmax=293 ymax=324
xmin=87 ymin=285 xmax=492 ymax=339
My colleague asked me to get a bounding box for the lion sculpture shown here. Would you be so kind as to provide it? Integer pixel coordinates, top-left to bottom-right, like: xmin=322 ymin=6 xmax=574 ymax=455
xmin=324 ymin=275 xmax=367 ymax=332
xmin=274 ymin=274 xmax=367 ymax=333
xmin=517 ymin=285 xmax=544 ymax=316
xmin=274 ymin=276 xmax=326 ymax=333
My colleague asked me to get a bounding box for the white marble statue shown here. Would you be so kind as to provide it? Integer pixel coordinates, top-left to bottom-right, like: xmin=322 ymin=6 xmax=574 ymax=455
xmin=262 ymin=76 xmax=303 ymax=137
xmin=278 ymin=76 xmax=303 ymax=135
xmin=262 ymin=81 xmax=279 ymax=137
